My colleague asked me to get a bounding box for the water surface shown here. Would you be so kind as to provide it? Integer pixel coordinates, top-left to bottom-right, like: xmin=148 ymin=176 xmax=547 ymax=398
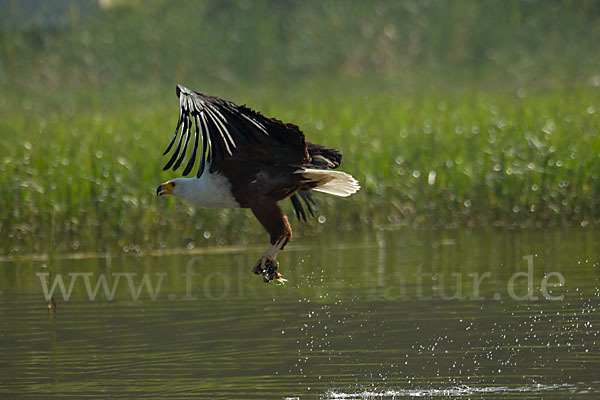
xmin=1 ymin=229 xmax=598 ymax=399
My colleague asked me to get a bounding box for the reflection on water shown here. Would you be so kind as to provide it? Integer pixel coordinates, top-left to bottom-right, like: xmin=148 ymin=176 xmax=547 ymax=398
xmin=0 ymin=229 xmax=599 ymax=399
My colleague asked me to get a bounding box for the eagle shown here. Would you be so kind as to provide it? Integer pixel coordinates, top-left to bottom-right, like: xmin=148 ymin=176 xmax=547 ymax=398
xmin=156 ymin=85 xmax=359 ymax=283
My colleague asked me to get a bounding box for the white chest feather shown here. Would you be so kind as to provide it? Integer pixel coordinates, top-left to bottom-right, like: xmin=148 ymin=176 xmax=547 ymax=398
xmin=178 ymin=173 xmax=240 ymax=208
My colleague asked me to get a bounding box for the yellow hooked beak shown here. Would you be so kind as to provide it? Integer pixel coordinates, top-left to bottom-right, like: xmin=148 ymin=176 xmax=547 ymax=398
xmin=156 ymin=181 xmax=176 ymax=196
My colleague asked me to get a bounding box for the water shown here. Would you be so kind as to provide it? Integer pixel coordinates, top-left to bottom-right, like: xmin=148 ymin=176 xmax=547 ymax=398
xmin=1 ymin=229 xmax=599 ymax=399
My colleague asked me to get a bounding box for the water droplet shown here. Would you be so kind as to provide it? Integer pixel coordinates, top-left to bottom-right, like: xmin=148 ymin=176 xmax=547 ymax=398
xmin=427 ymin=171 xmax=436 ymax=185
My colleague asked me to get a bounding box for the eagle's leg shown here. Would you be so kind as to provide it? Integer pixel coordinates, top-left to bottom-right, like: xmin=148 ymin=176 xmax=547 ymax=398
xmin=250 ymin=197 xmax=292 ymax=283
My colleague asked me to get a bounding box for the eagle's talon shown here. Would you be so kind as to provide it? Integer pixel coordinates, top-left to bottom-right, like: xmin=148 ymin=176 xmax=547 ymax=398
xmin=252 ymin=256 xmax=277 ymax=273
xmin=252 ymin=256 xmax=285 ymax=283
xmin=265 ymin=263 xmax=277 ymax=276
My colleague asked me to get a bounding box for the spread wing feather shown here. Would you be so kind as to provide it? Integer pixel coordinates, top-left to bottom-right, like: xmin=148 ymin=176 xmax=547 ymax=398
xmin=163 ymin=84 xmax=306 ymax=178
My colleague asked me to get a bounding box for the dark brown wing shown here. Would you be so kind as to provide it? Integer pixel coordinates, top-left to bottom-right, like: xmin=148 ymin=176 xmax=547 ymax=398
xmin=305 ymin=142 xmax=342 ymax=169
xmin=162 ymin=84 xmax=308 ymax=177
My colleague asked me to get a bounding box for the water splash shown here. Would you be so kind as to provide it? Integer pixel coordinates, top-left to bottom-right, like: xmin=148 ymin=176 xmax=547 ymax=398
xmin=324 ymin=383 xmax=579 ymax=398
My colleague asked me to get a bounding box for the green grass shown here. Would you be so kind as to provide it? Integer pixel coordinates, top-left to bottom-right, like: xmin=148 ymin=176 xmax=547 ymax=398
xmin=1 ymin=1 xmax=600 ymax=255
xmin=1 ymin=82 xmax=600 ymax=256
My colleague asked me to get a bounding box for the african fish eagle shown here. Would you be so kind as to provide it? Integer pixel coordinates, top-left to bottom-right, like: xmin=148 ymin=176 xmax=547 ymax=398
xmin=156 ymin=85 xmax=359 ymax=283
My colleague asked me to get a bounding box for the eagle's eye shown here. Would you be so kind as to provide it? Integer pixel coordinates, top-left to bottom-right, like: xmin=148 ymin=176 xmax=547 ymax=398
xmin=170 ymin=182 xmax=176 ymax=188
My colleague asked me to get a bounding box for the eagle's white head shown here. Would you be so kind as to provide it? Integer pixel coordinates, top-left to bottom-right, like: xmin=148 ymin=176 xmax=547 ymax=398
xmin=156 ymin=175 xmax=240 ymax=209
xmin=156 ymin=178 xmax=191 ymax=199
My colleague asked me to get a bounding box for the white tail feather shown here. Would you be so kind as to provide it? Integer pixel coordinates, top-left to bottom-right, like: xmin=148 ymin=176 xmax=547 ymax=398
xmin=296 ymin=169 xmax=360 ymax=197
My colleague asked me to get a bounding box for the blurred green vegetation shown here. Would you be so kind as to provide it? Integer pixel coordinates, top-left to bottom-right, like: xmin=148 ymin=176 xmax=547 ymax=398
xmin=1 ymin=0 xmax=600 ymax=256
xmin=2 ymin=0 xmax=600 ymax=90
